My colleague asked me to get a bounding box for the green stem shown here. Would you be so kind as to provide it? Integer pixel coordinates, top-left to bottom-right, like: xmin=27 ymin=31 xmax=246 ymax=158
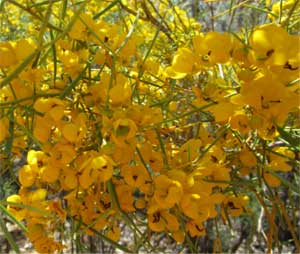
xmin=0 ymin=214 xmax=20 ymax=253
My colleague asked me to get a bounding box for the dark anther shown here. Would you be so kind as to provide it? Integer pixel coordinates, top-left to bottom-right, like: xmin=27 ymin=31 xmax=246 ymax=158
xmin=266 ymin=49 xmax=274 ymax=57
xmin=195 ymin=224 xmax=204 ymax=232
xmin=228 ymin=201 xmax=239 ymax=210
xmin=211 ymin=155 xmax=218 ymax=163
xmin=153 ymin=212 xmax=161 ymax=223
xmin=37 ymin=160 xmax=44 ymax=167
xmin=284 ymin=62 xmax=298 ymax=70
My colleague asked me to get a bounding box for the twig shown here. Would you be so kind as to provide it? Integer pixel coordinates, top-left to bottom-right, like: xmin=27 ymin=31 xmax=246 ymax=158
xmin=140 ymin=0 xmax=173 ymax=42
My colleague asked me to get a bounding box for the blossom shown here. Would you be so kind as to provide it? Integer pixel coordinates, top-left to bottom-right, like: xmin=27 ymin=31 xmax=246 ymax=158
xmin=148 ymin=210 xmax=179 ymax=232
xmin=153 ymin=175 xmax=183 ymax=209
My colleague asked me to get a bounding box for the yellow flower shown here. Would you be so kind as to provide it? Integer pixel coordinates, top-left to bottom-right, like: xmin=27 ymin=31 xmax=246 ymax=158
xmin=118 ymin=35 xmax=138 ymax=63
xmin=79 ymin=154 xmax=114 ymax=188
xmin=209 ymin=102 xmax=236 ymax=122
xmin=49 ymin=143 xmax=76 ymax=165
xmin=58 ymin=49 xmax=83 ymax=78
xmin=79 ymin=169 xmax=92 ymax=189
xmin=211 ymin=165 xmax=231 ymax=188
xmin=223 ymin=195 xmax=249 ymax=217
xmin=186 ymin=220 xmax=206 ymax=237
xmin=171 ymin=47 xmax=196 ymax=74
xmin=62 ymin=122 xmax=79 ymax=143
xmin=144 ymin=59 xmax=160 ymax=74
xmin=148 ymin=210 xmax=179 ymax=232
xmin=0 ymin=42 xmax=16 ymax=68
xmin=94 ymin=48 xmax=106 ymax=66
xmin=177 ymin=138 xmax=202 ymax=164
xmin=27 ymin=223 xmax=63 ymax=254
xmin=10 ymin=79 xmax=33 ymax=103
xmin=233 ymin=72 xmax=296 ymax=124
xmin=6 ymin=195 xmax=26 ymax=221
xmin=14 ymin=39 xmax=36 ymax=62
xmin=33 ymin=115 xmax=53 ymax=143
xmin=135 ymin=198 xmax=147 ymax=209
xmin=27 ymin=224 xmax=47 ymax=243
xmin=18 ymin=165 xmax=37 ymax=187
xmin=90 ymin=155 xmax=114 ymax=182
xmin=167 ymin=170 xmax=195 ymax=190
xmin=229 ymin=111 xmax=250 ymax=134
xmin=40 ymin=164 xmax=60 ymax=183
xmin=164 ymin=66 xmax=188 ymax=79
xmin=34 ymin=98 xmax=61 ymax=113
xmin=33 ymin=99 xmax=65 ymax=142
xmin=69 ymin=13 xmax=102 ymax=42
xmin=106 ymin=224 xmax=121 ymax=242
xmin=112 ymin=142 xmax=136 ymax=165
xmin=172 ymin=230 xmax=185 ymax=243
xmin=25 ymin=149 xmax=60 ymax=183
xmin=193 ymin=32 xmax=233 ymax=64
xmin=121 ymin=164 xmax=151 ymax=190
xmin=27 ymin=150 xmax=48 ymax=171
xmin=99 ymin=192 xmax=112 ymax=213
xmin=153 ymin=175 xmax=183 ymax=209
xmin=180 ymin=193 xmax=210 ymax=222
xmin=116 ymin=184 xmax=135 ymax=212
xmin=111 ymin=118 xmax=137 ymax=147
xmin=269 ymin=147 xmax=293 ymax=172
xmin=50 ymin=199 xmax=67 ymax=222
xmin=109 ymin=82 xmax=132 ymax=106
xmin=0 ymin=39 xmax=35 ymax=69
xmin=60 ymin=167 xmax=78 ymax=190
xmin=239 ymin=147 xmax=257 ymax=167
xmin=34 ymin=237 xmax=63 ymax=253
xmin=19 ymin=67 xmax=44 ymax=84
xmin=28 ymin=188 xmax=47 ymax=203
xmin=249 ymin=23 xmax=291 ymax=66
xmin=139 ymin=142 xmax=164 ymax=173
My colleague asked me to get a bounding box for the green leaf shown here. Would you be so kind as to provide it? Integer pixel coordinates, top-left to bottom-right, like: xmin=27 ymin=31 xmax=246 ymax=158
xmin=0 ymin=203 xmax=27 ymax=233
xmin=93 ymin=0 xmax=119 ymax=20
xmin=276 ymin=125 xmax=300 ymax=151
xmin=0 ymin=215 xmax=20 ymax=253
xmin=59 ymin=65 xmax=89 ymax=99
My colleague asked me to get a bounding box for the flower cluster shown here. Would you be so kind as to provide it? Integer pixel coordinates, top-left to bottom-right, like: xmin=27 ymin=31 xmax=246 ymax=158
xmin=1 ymin=0 xmax=299 ymax=252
